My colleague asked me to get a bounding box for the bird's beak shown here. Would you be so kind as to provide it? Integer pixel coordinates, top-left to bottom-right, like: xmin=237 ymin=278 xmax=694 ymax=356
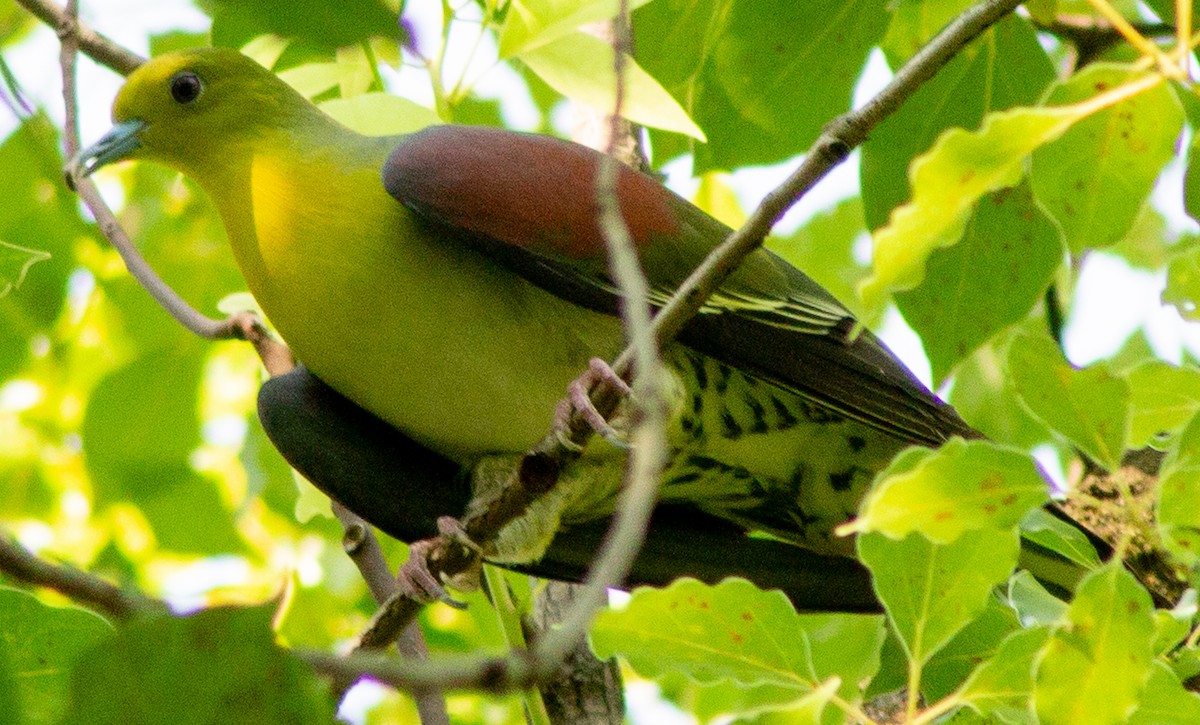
xmin=65 ymin=119 xmax=146 ymax=190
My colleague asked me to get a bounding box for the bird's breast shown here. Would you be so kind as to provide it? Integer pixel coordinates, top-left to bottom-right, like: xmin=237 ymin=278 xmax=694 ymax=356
xmin=232 ymin=152 xmax=624 ymax=460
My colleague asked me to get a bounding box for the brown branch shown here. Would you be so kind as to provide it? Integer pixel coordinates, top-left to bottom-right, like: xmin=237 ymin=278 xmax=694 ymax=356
xmin=49 ymin=18 xmax=440 ymax=716
xmin=15 ymin=0 xmax=144 ymax=76
xmin=299 ymin=647 xmax=544 ymax=696
xmin=331 ymin=502 xmax=449 ymax=725
xmin=0 ymin=535 xmax=165 ymax=620
xmin=0 ymin=532 xmax=559 ymax=697
xmin=42 ymin=0 xmax=295 ymax=358
xmin=39 ymin=0 xmax=253 ymax=346
xmin=355 ymin=0 xmax=1029 ymax=655
xmin=1038 ymin=15 xmax=1176 ymax=67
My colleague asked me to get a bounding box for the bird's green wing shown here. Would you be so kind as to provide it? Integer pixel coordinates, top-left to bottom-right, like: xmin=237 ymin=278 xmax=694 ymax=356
xmin=382 ymin=125 xmax=975 ymax=446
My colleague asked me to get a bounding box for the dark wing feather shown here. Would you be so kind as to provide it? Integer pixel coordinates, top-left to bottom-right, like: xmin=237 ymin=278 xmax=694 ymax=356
xmin=259 ymin=366 xmax=881 ymax=612
xmin=382 ymin=126 xmax=976 ymax=447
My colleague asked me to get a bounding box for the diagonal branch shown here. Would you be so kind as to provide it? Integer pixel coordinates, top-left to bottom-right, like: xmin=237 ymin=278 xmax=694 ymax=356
xmin=0 ymin=535 xmax=164 ymax=620
xmin=354 ymin=0 xmax=1027 ymax=655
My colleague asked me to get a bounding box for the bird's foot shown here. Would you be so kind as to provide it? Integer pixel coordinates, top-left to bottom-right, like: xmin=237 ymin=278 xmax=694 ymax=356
xmin=554 ymin=358 xmax=632 ymax=450
xmin=395 ymin=516 xmax=480 ymax=609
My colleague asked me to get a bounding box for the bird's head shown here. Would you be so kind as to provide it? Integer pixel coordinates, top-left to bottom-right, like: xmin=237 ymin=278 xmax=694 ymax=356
xmin=69 ymin=47 xmax=316 ymax=183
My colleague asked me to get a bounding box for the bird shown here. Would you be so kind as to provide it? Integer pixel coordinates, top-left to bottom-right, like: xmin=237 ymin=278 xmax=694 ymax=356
xmin=70 ymin=47 xmax=1097 ymax=610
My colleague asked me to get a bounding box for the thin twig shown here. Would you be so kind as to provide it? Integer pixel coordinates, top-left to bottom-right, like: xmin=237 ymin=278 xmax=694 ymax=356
xmin=533 ymin=1 xmax=670 ymax=677
xmin=46 ymin=0 xmax=269 ymax=347
xmin=0 ymin=535 xmax=164 ymax=620
xmin=331 ymin=502 xmax=449 ymax=725
xmin=350 ymin=0 xmax=1027 ymax=653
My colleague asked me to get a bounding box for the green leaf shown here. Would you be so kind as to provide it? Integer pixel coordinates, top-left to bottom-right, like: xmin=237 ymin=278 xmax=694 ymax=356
xmin=949 ymin=333 xmax=1054 ymax=448
xmin=210 ymin=0 xmax=400 ymax=52
xmin=918 ymin=595 xmax=1021 ymax=702
xmin=1007 ymin=332 xmax=1129 ymax=472
xmin=0 ymin=630 xmax=18 ymax=725
xmin=518 ymin=31 xmax=704 ymax=139
xmin=0 ymin=115 xmax=87 ymax=380
xmin=1031 ymin=63 xmax=1183 ymax=254
xmin=1186 ymin=131 xmax=1200 ymax=225
xmin=81 ymin=351 xmax=243 ymax=554
xmin=895 ymin=182 xmax=1062 ymax=385
xmin=1125 ymin=361 xmax=1200 ymax=449
xmin=1152 ymin=590 xmax=1196 ymax=656
xmin=634 ymin=0 xmax=887 ymax=170
xmin=318 ymin=94 xmax=441 ymax=135
xmin=590 ymin=578 xmax=884 ymax=703
xmin=1006 ymin=571 xmax=1068 ymax=627
xmin=846 ymin=439 xmax=1049 ymax=543
xmin=735 ymin=678 xmax=839 ymax=725
xmin=1033 ymin=562 xmax=1156 ymax=725
xmin=859 ymin=528 xmax=1019 ymax=667
xmin=1113 ymin=204 xmax=1174 ymax=271
xmin=880 ymin=0 xmax=979 ymax=62
xmin=864 ymin=15 xmax=1053 ymax=231
xmin=277 ymin=61 xmax=361 ymax=100
xmin=957 ymin=626 xmax=1050 ymax=717
xmin=497 ymin=0 xmax=652 ymax=57
xmin=1128 ymin=661 xmax=1200 ymax=725
xmin=63 ymin=605 xmax=334 ymax=724
xmin=1018 ymin=507 xmax=1102 ymax=570
xmin=1156 ymin=413 xmax=1200 ymax=566
xmin=0 ymin=588 xmax=111 ymax=725
xmin=82 ymin=352 xmax=204 ymax=503
xmin=860 ymin=102 xmax=1090 ymax=310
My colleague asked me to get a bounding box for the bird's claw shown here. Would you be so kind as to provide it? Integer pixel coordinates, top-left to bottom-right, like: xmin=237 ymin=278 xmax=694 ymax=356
xmin=396 ymin=518 xmax=483 ymax=610
xmin=555 ymin=358 xmax=632 ymax=449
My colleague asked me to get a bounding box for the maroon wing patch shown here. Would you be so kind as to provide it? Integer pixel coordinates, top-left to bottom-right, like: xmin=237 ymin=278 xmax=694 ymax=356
xmin=381 ymin=125 xmax=680 ymax=259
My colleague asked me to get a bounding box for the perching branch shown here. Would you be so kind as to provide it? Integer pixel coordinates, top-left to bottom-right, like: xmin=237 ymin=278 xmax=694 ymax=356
xmin=332 ymin=502 xmax=450 ymax=725
xmin=350 ymin=0 xmax=1029 ymax=651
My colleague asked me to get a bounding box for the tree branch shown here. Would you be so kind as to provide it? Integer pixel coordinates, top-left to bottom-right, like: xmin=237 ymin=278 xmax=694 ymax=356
xmin=15 ymin=0 xmax=143 ymax=75
xmin=358 ymin=0 xmax=1028 ymax=652
xmin=331 ymin=502 xmax=449 ymax=725
xmin=0 ymin=535 xmax=164 ymax=620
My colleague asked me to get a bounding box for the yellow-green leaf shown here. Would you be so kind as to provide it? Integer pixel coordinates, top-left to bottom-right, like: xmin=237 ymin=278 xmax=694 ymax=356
xmin=1125 ymin=361 xmax=1200 ymax=449
xmin=590 ymin=578 xmax=883 ymax=697
xmin=498 ymin=0 xmax=652 ymax=58
xmin=860 ymin=104 xmax=1085 ymax=310
xmin=1156 ymin=412 xmax=1200 ymax=566
xmin=1031 ymin=63 xmax=1183 ymax=254
xmin=1008 ymin=332 xmax=1129 ymax=472
xmin=1033 ymin=562 xmax=1155 ymax=725
xmin=318 ymin=94 xmax=441 ymax=135
xmin=844 ymin=439 xmax=1049 ymax=543
xmin=860 ymin=70 xmax=1163 ymax=310
xmin=519 ymin=31 xmax=705 ymax=139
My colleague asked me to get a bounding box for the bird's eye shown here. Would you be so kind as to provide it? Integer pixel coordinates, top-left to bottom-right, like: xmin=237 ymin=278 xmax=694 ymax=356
xmin=169 ymin=72 xmax=203 ymax=104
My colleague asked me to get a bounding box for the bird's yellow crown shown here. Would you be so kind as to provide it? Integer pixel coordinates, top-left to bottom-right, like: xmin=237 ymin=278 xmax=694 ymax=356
xmin=111 ymin=48 xmax=332 ymax=179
